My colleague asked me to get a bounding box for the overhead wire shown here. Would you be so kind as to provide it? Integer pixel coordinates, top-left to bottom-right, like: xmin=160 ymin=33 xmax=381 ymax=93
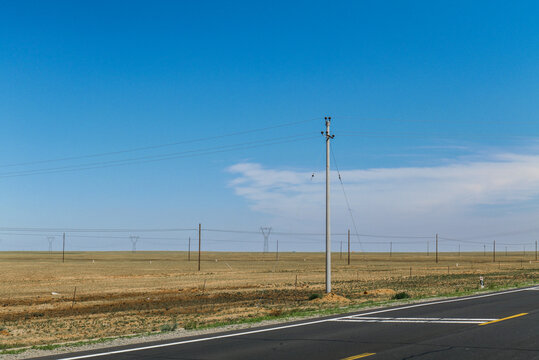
xmin=0 ymin=134 xmax=317 ymax=178
xmin=330 ymin=142 xmax=364 ymax=252
xmin=0 ymin=118 xmax=320 ymax=169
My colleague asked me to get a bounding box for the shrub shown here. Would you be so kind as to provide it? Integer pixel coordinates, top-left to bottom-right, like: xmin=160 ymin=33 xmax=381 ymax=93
xmin=392 ymin=292 xmax=410 ymax=300
xmin=308 ymin=293 xmax=322 ymax=300
xmin=183 ymin=321 xmax=198 ymax=330
xmin=160 ymin=322 xmax=178 ymax=332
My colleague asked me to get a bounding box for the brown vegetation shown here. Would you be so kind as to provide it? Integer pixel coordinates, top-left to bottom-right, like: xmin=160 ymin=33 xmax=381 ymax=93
xmin=0 ymin=251 xmax=536 ymax=348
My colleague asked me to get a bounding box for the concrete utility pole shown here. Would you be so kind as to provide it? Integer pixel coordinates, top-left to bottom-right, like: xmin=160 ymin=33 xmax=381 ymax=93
xmin=323 ymin=116 xmax=334 ymax=294
xmin=535 ymin=240 xmax=537 ymax=261
xmin=260 ymin=227 xmax=272 ymax=253
xmin=435 ymin=233 xmax=439 ymax=263
xmin=129 ymin=235 xmax=139 ymax=253
xmin=188 ymin=237 xmax=191 ymax=261
xmin=427 ymin=241 xmax=429 ymax=256
xmin=390 ymin=242 xmax=393 ymax=257
xmin=62 ymin=232 xmax=65 ymax=263
xmin=493 ymin=240 xmax=496 ymax=263
xmin=276 ymin=239 xmax=279 ymax=261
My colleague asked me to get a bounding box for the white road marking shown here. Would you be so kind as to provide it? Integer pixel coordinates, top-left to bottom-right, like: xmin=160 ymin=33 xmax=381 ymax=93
xmin=332 ymin=316 xmax=497 ymax=324
xmin=524 ymin=286 xmax=539 ymax=291
xmin=57 ymin=286 xmax=534 ymax=360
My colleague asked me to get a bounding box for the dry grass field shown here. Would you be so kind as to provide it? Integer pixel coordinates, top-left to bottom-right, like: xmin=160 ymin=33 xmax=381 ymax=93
xmin=0 ymin=251 xmax=537 ymax=349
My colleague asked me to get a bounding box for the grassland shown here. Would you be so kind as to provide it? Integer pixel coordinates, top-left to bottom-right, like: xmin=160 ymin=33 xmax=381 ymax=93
xmin=0 ymin=251 xmax=537 ymax=349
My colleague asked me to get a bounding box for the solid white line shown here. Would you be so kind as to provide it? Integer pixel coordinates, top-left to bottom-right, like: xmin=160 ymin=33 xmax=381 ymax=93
xmin=57 ymin=287 xmax=532 ymax=360
xmin=336 ymin=319 xmax=485 ymax=324
xmin=339 ymin=316 xmax=497 ymax=321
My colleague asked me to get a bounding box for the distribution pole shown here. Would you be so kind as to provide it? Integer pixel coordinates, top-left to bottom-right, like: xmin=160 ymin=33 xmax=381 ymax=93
xmin=458 ymin=244 xmax=460 ymax=257
xmin=390 ymin=242 xmax=392 ymax=257
xmin=427 ymin=241 xmax=429 ymax=256
xmin=198 ymin=223 xmax=201 ymax=271
xmin=62 ymin=232 xmax=65 ymax=263
xmin=276 ymin=239 xmax=279 ymax=261
xmin=188 ymin=237 xmax=191 ymax=261
xmin=483 ymin=244 xmax=486 ymax=256
xmin=493 ymin=240 xmax=496 ymax=263
xmin=435 ymin=233 xmax=439 ymax=263
xmin=323 ymin=116 xmax=334 ymax=294
xmin=347 ymin=229 xmax=350 ymax=266
xmin=340 ymin=241 xmax=342 ymax=260
xmin=535 ymin=240 xmax=537 ymax=261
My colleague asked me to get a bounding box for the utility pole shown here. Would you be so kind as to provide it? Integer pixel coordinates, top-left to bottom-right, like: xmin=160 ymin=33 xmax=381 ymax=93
xmin=129 ymin=235 xmax=139 ymax=253
xmin=505 ymin=246 xmax=508 ymax=257
xmin=188 ymin=237 xmax=191 ymax=261
xmin=323 ymin=116 xmax=334 ymax=294
xmin=62 ymin=232 xmax=65 ymax=263
xmin=390 ymin=242 xmax=392 ymax=257
xmin=260 ymin=227 xmax=272 ymax=253
xmin=458 ymin=244 xmax=460 ymax=258
xmin=198 ymin=223 xmax=201 ymax=271
xmin=535 ymin=240 xmax=537 ymax=261
xmin=340 ymin=241 xmax=342 ymax=260
xmin=483 ymin=244 xmax=486 ymax=256
xmin=276 ymin=239 xmax=279 ymax=261
xmin=427 ymin=241 xmax=429 ymax=256
xmin=347 ymin=229 xmax=351 ymax=266
xmin=493 ymin=240 xmax=496 ymax=263
xmin=435 ymin=233 xmax=439 ymax=263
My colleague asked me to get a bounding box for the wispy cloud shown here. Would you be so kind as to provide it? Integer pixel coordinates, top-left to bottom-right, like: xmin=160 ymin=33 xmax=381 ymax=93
xmin=227 ymin=152 xmax=539 ymax=244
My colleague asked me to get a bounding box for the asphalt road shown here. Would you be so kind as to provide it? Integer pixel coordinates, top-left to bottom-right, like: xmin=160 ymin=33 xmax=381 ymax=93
xmin=34 ymin=286 xmax=539 ymax=360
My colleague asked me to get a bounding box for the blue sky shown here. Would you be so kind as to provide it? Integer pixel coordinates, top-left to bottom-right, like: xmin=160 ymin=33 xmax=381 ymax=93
xmin=1 ymin=1 xmax=539 ymax=252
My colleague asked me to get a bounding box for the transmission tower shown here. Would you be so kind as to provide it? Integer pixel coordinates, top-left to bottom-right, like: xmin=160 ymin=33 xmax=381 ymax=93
xmin=260 ymin=227 xmax=272 ymax=253
xmin=47 ymin=236 xmax=55 ymax=254
xmin=129 ymin=235 xmax=140 ymax=253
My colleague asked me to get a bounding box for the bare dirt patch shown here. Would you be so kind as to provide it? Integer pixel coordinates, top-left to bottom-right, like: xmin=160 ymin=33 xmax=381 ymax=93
xmin=0 ymin=251 xmax=536 ymax=348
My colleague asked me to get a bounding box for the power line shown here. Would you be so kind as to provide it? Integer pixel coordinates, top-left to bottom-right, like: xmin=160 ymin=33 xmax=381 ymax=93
xmin=0 ymin=118 xmax=320 ymax=169
xmin=0 ymin=134 xmax=317 ymax=179
xmin=0 ymin=227 xmax=196 ymax=232
xmin=339 ymin=132 xmax=539 ymax=140
xmin=330 ymin=143 xmax=364 ymax=252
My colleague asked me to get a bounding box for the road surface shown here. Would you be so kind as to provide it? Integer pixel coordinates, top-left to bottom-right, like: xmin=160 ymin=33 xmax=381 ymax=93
xmin=34 ymin=286 xmax=539 ymax=360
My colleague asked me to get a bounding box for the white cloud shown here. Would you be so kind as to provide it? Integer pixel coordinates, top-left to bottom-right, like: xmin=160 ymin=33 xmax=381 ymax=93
xmin=227 ymin=152 xmax=539 ymax=246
